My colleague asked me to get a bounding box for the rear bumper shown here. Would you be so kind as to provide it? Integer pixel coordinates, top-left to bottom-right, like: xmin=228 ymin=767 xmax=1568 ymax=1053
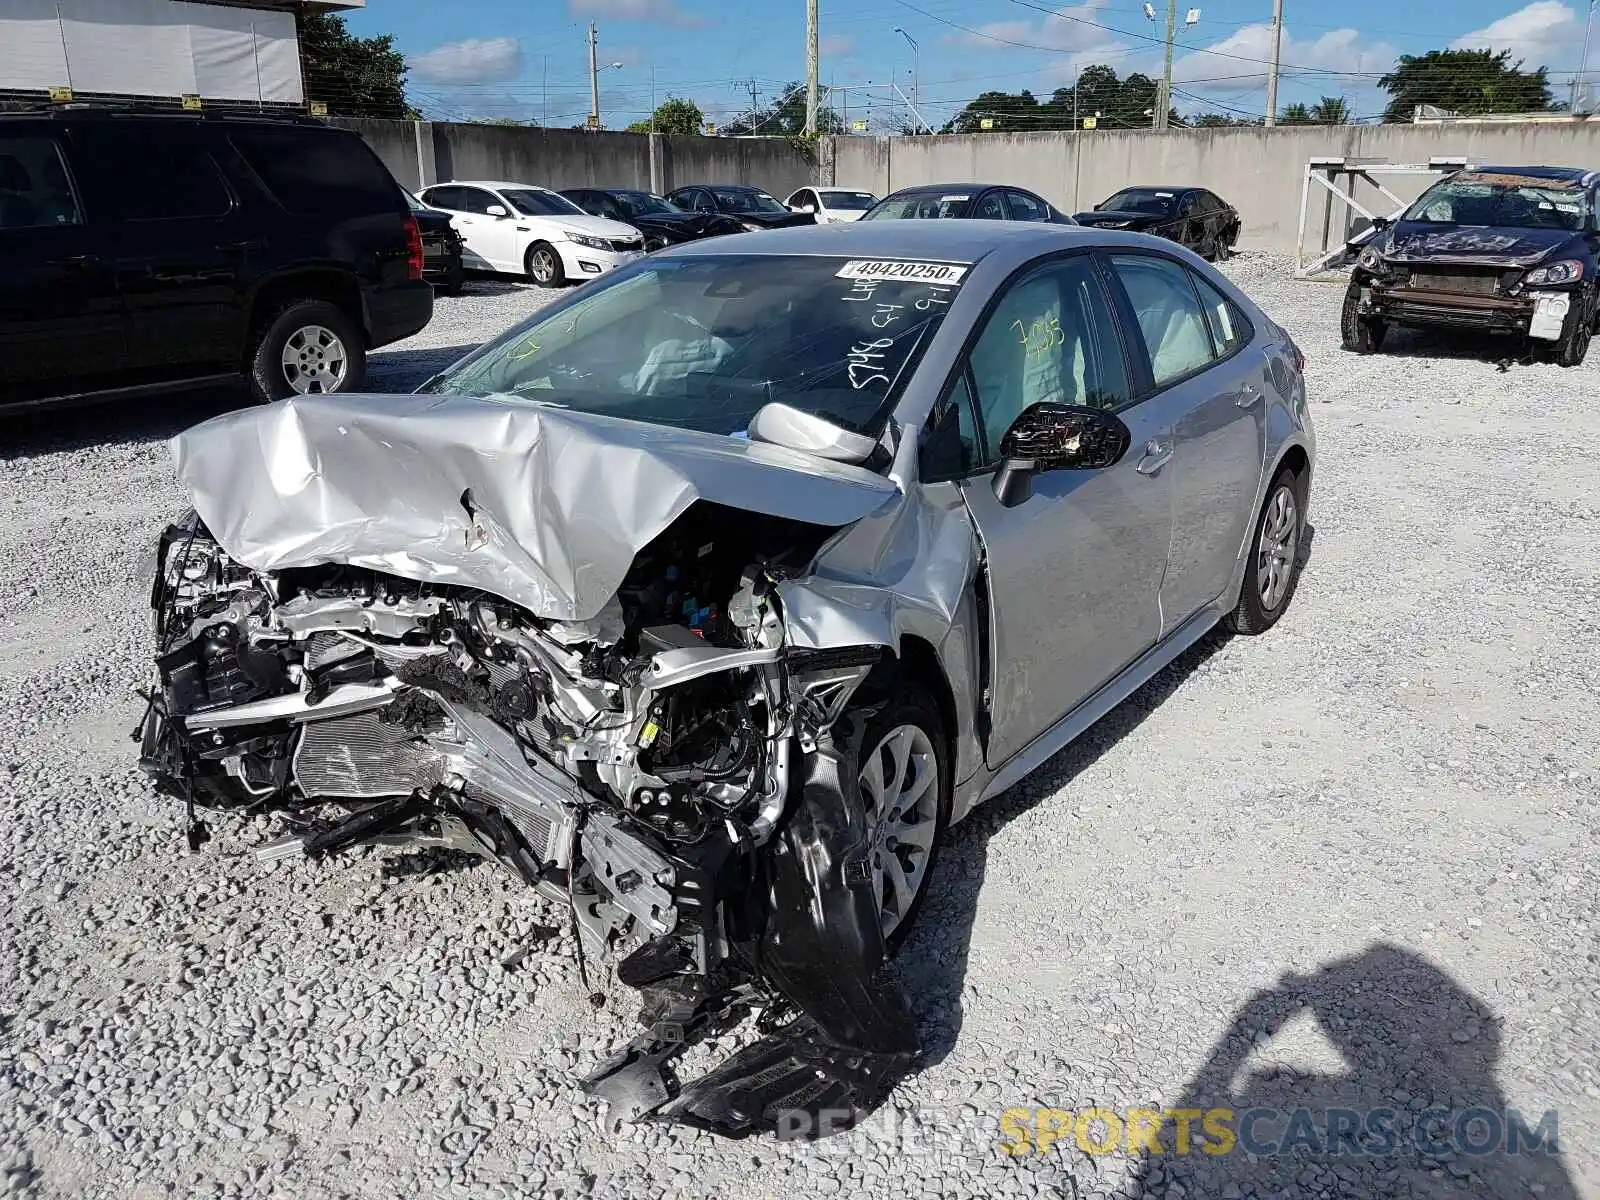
xmin=363 ymin=280 xmax=433 ymax=348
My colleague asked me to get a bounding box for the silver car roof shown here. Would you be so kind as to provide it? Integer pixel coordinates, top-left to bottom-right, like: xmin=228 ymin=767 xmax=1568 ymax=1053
xmin=648 ymin=219 xmax=1138 ymax=263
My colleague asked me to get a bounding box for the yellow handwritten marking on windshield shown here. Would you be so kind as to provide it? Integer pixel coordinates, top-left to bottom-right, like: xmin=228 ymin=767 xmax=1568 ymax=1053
xmin=508 ymin=339 xmax=542 ymax=362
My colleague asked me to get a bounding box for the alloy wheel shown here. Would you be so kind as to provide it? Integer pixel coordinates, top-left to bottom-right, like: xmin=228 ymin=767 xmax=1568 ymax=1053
xmin=1256 ymin=485 xmax=1300 ymax=611
xmin=859 ymin=723 xmax=940 ymax=941
xmin=280 ymin=325 xmax=348 ymax=395
xmin=530 ymin=249 xmax=558 ymax=284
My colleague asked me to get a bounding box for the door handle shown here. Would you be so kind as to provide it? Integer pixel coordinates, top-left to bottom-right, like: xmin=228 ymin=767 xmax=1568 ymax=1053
xmin=1235 ymin=384 xmax=1263 ymax=408
xmin=218 ymin=239 xmax=263 ymax=252
xmin=49 ymin=254 xmax=99 ymax=266
xmin=1136 ymin=437 xmax=1174 ymax=475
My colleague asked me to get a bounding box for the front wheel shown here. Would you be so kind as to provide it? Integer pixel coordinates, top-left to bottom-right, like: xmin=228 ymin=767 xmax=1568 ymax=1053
xmin=248 ymin=300 xmax=365 ymax=402
xmin=848 ymin=674 xmax=950 ymax=950
xmin=1224 ymin=466 xmax=1305 ymax=636
xmin=1554 ymin=289 xmax=1594 ymax=367
xmin=1341 ymin=285 xmax=1386 ymax=354
xmin=525 ymin=242 xmax=565 ymax=287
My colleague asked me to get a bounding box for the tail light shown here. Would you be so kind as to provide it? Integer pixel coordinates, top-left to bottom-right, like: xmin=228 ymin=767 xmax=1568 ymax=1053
xmin=403 ymin=214 xmax=424 ymax=281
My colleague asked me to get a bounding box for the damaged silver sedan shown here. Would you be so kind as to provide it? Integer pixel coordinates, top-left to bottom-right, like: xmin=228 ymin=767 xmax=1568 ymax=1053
xmin=138 ymin=223 xmax=1314 ymax=1136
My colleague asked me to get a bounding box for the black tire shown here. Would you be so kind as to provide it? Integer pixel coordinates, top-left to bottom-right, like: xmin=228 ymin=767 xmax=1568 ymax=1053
xmin=1225 ymin=466 xmax=1306 ymax=636
xmin=248 ymin=299 xmax=365 ymax=403
xmin=1554 ymin=289 xmax=1594 ymax=368
xmin=1340 ymin=285 xmax=1386 ymax=355
xmin=845 ymin=667 xmax=951 ymax=952
xmin=525 ymin=242 xmax=565 ymax=287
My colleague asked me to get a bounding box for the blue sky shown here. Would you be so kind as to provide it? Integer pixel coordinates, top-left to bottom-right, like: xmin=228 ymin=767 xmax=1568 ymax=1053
xmin=346 ymin=0 xmax=1598 ymax=129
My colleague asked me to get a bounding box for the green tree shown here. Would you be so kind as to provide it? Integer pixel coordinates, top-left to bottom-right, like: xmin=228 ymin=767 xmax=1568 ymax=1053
xmin=1280 ymin=102 xmax=1313 ymax=125
xmin=1378 ymin=49 xmax=1553 ymax=122
xmin=1190 ymin=113 xmax=1257 ymax=127
xmin=724 ymin=83 xmax=843 ymax=136
xmin=296 ymin=12 xmax=414 ymax=119
xmin=1309 ymin=95 xmax=1352 ymax=123
xmin=941 ymin=89 xmax=1041 ymax=133
xmin=627 ymin=96 xmax=705 ymax=135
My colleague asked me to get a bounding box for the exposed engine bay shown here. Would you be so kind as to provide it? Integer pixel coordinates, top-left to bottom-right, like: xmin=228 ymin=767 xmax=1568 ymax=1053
xmin=137 ymin=502 xmax=919 ymax=1136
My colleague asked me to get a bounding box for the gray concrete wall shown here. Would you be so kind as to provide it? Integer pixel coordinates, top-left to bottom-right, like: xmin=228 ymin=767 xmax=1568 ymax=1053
xmin=828 ymin=122 xmax=1600 ymax=254
xmin=331 ymin=118 xmax=814 ymax=199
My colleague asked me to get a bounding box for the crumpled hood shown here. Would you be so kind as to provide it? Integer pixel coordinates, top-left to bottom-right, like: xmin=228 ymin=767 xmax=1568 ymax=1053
xmin=1384 ymin=222 xmax=1582 ymax=267
xmin=172 ymin=392 xmax=898 ymax=623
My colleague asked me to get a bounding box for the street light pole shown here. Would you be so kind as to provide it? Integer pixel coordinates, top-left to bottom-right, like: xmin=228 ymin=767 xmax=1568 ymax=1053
xmin=1265 ymin=0 xmax=1285 ymax=127
xmin=892 ymin=26 xmax=920 ymax=131
xmin=1573 ymin=0 xmax=1598 ymax=114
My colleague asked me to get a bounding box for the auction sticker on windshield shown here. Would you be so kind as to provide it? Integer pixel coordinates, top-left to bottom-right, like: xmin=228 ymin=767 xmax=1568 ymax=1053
xmin=837 ymin=260 xmax=969 ymax=284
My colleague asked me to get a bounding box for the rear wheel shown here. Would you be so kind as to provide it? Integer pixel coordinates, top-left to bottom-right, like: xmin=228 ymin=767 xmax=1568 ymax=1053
xmin=1341 ymin=284 xmax=1386 ymax=354
xmin=525 ymin=242 xmax=565 ymax=287
xmin=1225 ymin=466 xmax=1305 ymax=636
xmin=248 ymin=300 xmax=365 ymax=402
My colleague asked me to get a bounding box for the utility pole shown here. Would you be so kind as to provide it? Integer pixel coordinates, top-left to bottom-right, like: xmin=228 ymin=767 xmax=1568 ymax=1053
xmin=1265 ymin=0 xmax=1285 ymax=126
xmin=1156 ymin=0 xmax=1176 ymax=130
xmin=587 ymin=23 xmax=600 ymax=130
xmin=805 ymin=0 xmax=819 ymax=134
xmin=892 ymin=27 xmax=921 ymax=132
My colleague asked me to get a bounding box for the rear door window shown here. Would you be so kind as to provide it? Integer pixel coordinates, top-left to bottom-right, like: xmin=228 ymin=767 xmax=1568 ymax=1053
xmin=232 ymin=129 xmax=399 ymax=216
xmin=1003 ymin=190 xmax=1052 ymax=222
xmin=974 ymin=191 xmax=1007 ymax=220
xmin=1190 ymin=272 xmax=1251 ymax=358
xmin=1108 ymin=253 xmax=1218 ymax=388
xmin=72 ymin=128 xmax=231 ymax=221
xmin=0 ymin=135 xmax=82 ymax=229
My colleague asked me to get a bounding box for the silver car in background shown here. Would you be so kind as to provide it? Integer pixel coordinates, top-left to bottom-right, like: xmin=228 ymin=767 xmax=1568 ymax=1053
xmin=139 ymin=222 xmax=1313 ymax=1137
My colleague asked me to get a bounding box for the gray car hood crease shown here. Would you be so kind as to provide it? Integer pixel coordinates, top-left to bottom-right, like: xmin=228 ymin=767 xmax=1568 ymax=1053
xmin=172 ymin=392 xmax=900 ymax=623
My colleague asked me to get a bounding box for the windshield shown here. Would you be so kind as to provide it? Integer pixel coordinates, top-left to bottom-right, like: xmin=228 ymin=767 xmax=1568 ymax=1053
xmin=1404 ymin=173 xmax=1588 ymax=231
xmin=501 ymin=188 xmax=587 ymax=217
xmin=618 ymin=192 xmax=683 ymax=217
xmin=1102 ymin=189 xmax=1175 ymax=215
xmin=422 ymin=254 xmax=966 ymax=438
xmin=821 ymin=191 xmax=878 ymax=211
xmin=862 ymin=193 xmax=972 ymax=220
xmin=713 ymin=188 xmax=788 ymax=214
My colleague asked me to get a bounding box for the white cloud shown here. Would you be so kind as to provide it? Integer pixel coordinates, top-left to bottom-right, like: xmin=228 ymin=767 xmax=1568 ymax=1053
xmin=1171 ymin=23 xmax=1396 ymax=92
xmin=820 ymin=34 xmax=856 ymax=58
xmin=1452 ymin=1 xmax=1581 ymax=62
xmin=945 ymin=0 xmax=1126 ymax=62
xmin=566 ymin=0 xmax=710 ymax=29
xmin=409 ymin=37 xmax=524 ymax=85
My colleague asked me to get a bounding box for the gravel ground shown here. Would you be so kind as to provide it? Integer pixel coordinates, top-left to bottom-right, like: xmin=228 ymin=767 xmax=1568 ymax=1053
xmin=1 ymin=260 xmax=1596 ymax=1199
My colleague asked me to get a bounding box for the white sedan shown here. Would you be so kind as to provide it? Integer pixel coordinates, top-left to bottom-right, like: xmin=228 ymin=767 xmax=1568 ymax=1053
xmin=785 ymin=186 xmax=880 ymax=223
xmin=418 ymin=181 xmax=645 ymax=286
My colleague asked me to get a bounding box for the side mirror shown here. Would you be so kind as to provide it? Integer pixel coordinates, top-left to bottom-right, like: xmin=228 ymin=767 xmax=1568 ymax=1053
xmin=992 ymin=402 xmax=1132 ymax=507
xmin=486 ymin=204 xmax=508 ymax=218
xmin=1371 ymin=215 xmax=1393 ymax=230
xmin=747 ymin=401 xmax=878 ymax=464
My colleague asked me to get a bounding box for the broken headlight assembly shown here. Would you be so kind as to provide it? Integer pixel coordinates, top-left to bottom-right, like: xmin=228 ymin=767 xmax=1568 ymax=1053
xmin=135 ymin=506 xmax=918 ymax=1137
xmin=1523 ymin=259 xmax=1584 ymax=287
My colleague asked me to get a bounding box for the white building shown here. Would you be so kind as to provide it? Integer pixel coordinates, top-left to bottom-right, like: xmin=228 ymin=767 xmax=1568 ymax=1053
xmin=0 ymin=0 xmax=362 ymax=108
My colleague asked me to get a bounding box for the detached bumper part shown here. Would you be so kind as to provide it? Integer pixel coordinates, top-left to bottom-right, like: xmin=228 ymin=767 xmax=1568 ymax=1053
xmin=583 ymin=735 xmax=919 ymax=1137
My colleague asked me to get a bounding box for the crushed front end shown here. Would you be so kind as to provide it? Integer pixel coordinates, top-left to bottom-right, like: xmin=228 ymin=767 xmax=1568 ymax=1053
xmin=137 ymin=505 xmax=917 ymax=1136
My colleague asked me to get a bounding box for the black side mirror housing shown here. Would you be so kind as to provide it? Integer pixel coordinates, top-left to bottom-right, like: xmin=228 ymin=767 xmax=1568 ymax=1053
xmin=993 ymin=402 xmax=1132 ymax=507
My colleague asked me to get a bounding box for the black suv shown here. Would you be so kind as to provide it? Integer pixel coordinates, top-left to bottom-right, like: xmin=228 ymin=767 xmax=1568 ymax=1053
xmin=0 ymin=108 xmax=433 ymax=411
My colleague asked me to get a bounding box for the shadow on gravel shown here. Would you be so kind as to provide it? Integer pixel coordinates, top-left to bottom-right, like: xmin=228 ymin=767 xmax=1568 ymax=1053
xmin=453 ymin=275 xmax=547 ymax=296
xmin=1130 ymin=944 xmax=1580 ymax=1200
xmin=364 ymin=343 xmax=481 ymax=392
xmin=1357 ymin=326 xmax=1556 ymax=369
xmin=894 ymin=627 xmax=1236 ymax=1069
